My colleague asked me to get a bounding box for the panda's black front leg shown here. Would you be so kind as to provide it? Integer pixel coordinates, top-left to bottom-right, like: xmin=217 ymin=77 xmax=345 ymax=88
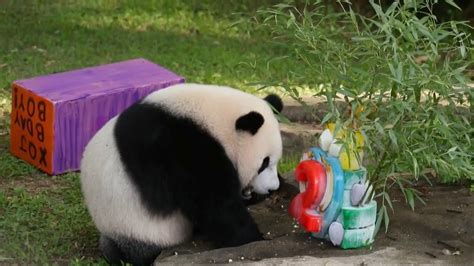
xmin=198 ymin=196 xmax=264 ymax=248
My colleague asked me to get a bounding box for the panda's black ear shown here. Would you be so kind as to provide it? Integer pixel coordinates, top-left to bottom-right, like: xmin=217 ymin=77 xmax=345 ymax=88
xmin=264 ymin=94 xmax=283 ymax=114
xmin=236 ymin=111 xmax=264 ymax=135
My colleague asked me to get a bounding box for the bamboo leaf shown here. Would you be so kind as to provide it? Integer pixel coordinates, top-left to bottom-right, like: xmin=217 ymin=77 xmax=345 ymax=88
xmin=445 ymin=0 xmax=461 ymax=10
xmin=375 ymin=121 xmax=385 ymax=134
xmin=321 ymin=112 xmax=333 ymax=125
xmin=275 ymin=112 xmax=292 ymax=125
xmin=406 ymin=189 xmax=415 ymax=210
xmin=413 ymin=189 xmax=426 ymax=206
xmin=369 ymin=0 xmax=387 ymax=23
xmin=383 ymin=205 xmax=390 ymax=232
xmin=385 ymin=1 xmax=399 ymax=16
xmin=287 ymin=10 xmax=296 ymax=28
xmin=336 ymin=87 xmax=356 ymax=98
xmin=414 ymin=86 xmax=421 ymax=103
xmin=349 ymin=8 xmax=359 ymax=33
xmin=374 ymin=205 xmax=385 ymax=236
xmin=396 ymin=62 xmax=403 ymax=82
xmin=388 ymin=129 xmax=398 ymax=149
xmin=460 ymin=43 xmax=466 ymax=58
xmin=383 ymin=191 xmax=394 ymax=211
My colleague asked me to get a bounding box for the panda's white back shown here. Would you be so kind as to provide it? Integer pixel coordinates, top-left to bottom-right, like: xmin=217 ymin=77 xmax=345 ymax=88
xmin=80 ymin=116 xmax=192 ymax=246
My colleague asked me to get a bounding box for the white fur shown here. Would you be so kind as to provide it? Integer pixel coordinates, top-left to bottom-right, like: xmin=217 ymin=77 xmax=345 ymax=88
xmin=251 ymin=163 xmax=280 ymax=194
xmin=80 ymin=83 xmax=282 ymax=245
xmin=81 ymin=117 xmax=192 ymax=246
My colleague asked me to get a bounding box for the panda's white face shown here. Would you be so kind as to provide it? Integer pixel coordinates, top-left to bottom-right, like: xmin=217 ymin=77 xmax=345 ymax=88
xmin=250 ymin=157 xmax=280 ymax=194
xmin=234 ymin=108 xmax=282 ymax=195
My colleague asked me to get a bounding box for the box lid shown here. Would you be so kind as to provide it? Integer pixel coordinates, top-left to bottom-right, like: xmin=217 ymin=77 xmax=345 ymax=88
xmin=13 ymin=58 xmax=184 ymax=103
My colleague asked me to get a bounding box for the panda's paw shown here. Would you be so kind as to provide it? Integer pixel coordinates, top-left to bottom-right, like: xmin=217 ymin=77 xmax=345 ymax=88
xmin=100 ymin=234 xmax=124 ymax=265
xmin=242 ymin=228 xmax=265 ymax=244
xmin=220 ymin=228 xmax=264 ymax=248
xmin=100 ymin=234 xmax=163 ymax=265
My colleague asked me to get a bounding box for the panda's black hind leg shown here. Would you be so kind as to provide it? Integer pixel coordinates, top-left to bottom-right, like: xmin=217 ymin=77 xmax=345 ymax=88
xmin=100 ymin=234 xmax=124 ymax=265
xmin=100 ymin=234 xmax=162 ymax=266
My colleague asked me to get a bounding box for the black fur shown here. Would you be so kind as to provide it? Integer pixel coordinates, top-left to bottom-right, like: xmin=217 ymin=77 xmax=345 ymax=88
xmin=257 ymin=156 xmax=270 ymax=174
xmin=100 ymin=234 xmax=162 ymax=265
xmin=235 ymin=111 xmax=264 ymax=135
xmin=113 ymin=102 xmax=263 ymax=260
xmin=264 ymin=94 xmax=283 ymax=113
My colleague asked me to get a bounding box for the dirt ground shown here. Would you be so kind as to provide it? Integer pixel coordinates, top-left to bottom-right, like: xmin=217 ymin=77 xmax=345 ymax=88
xmin=154 ymin=100 xmax=473 ymax=264
xmin=154 ymin=176 xmax=473 ymax=264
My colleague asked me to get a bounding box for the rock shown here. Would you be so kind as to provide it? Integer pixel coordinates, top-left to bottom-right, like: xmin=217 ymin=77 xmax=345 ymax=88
xmin=280 ymin=123 xmax=321 ymax=156
xmin=155 ymin=247 xmax=443 ymax=265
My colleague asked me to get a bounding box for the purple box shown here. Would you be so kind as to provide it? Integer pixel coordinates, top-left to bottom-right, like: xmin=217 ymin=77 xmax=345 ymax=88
xmin=10 ymin=58 xmax=184 ymax=175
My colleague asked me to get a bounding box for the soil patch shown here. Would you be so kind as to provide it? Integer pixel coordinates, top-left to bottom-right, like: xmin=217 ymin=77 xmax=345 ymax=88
xmin=155 ymin=178 xmax=473 ymax=264
xmin=0 ymin=175 xmax=68 ymax=196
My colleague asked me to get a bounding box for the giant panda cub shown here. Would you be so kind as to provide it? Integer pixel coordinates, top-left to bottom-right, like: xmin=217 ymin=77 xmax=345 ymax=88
xmin=80 ymin=83 xmax=284 ymax=265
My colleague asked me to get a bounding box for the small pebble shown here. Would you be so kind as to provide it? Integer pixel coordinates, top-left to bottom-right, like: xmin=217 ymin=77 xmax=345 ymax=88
xmin=442 ymin=249 xmax=461 ymax=256
xmin=267 ymin=232 xmax=271 ymax=235
xmin=174 ymin=251 xmax=178 ymax=256
xmin=228 ymin=259 xmax=233 ymax=263
xmin=240 ymin=257 xmax=245 ymax=260
xmin=293 ymin=224 xmax=299 ymax=228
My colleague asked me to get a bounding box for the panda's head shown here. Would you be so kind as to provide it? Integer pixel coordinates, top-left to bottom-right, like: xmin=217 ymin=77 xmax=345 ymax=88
xmin=234 ymin=94 xmax=283 ymax=197
xmin=143 ymin=84 xmax=284 ymax=198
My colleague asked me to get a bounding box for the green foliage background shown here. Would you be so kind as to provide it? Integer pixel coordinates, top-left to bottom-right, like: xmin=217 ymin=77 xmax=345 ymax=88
xmin=0 ymin=0 xmax=472 ymax=263
xmin=0 ymin=0 xmax=296 ymax=263
xmin=254 ymin=0 xmax=473 ymax=232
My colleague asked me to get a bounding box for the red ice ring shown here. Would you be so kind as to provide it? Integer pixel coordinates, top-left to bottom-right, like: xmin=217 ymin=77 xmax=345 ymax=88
xmin=289 ymin=160 xmax=327 ymax=232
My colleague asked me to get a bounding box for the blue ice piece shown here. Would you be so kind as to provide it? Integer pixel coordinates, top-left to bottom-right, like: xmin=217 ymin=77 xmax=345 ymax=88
xmin=309 ymin=148 xmax=345 ymax=239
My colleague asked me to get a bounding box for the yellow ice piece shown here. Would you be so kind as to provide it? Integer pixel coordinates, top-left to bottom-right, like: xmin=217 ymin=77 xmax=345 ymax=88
xmin=326 ymin=124 xmax=364 ymax=148
xmin=326 ymin=123 xmax=365 ymax=170
xmin=339 ymin=147 xmax=363 ymax=170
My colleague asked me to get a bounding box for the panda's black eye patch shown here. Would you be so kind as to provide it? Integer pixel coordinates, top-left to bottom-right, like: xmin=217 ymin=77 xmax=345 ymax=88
xmin=258 ymin=156 xmax=270 ymax=174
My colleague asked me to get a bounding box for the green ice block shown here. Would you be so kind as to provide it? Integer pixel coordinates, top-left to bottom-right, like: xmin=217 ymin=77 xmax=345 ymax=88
xmin=341 ymin=201 xmax=377 ymax=229
xmin=340 ymin=224 xmax=375 ymax=249
xmin=343 ymin=190 xmax=351 ymax=207
xmin=343 ymin=169 xmax=366 ymax=190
